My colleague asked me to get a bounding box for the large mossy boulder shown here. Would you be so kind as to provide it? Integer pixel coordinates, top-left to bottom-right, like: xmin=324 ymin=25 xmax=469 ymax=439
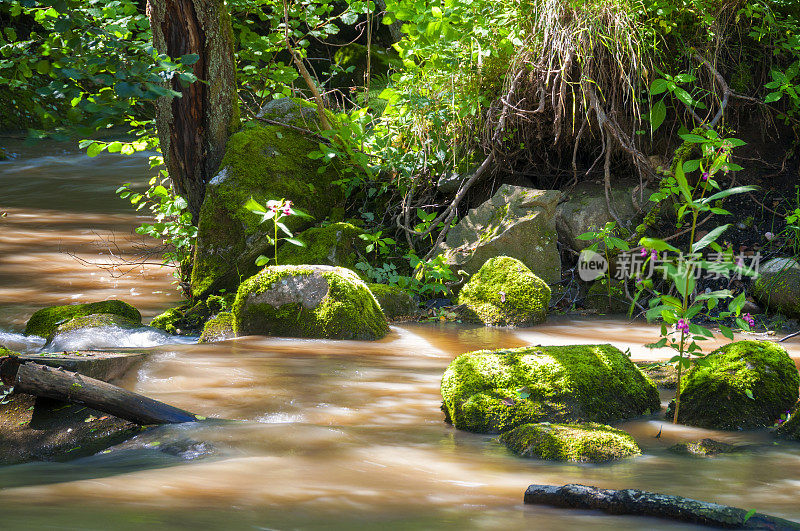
xmin=441 ymin=344 xmax=659 ymax=434
xmin=277 ymin=222 xmax=367 ymax=270
xmin=190 ymin=98 xmax=349 ymax=299
xmin=667 ymin=340 xmax=799 ymax=430
xmin=232 ymin=265 xmax=389 ymax=340
xmin=368 ymin=283 xmax=418 ymax=319
xmin=751 ymin=258 xmax=800 ymax=318
xmin=456 ymin=256 xmax=550 ymax=326
xmin=499 ymin=422 xmax=641 ymax=463
xmin=436 ymin=185 xmax=561 ymax=285
xmin=24 ymin=300 xmax=141 ymax=339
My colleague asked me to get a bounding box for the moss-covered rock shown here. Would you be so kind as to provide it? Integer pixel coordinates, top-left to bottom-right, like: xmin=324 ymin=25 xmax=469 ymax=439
xmin=54 ymin=313 xmax=140 ymax=335
xmin=441 ymin=344 xmax=660 ymax=434
xmin=368 ymin=283 xmax=418 ymax=319
xmin=668 ymin=438 xmax=744 ymax=457
xmin=232 ymin=265 xmax=389 ymax=340
xmin=150 ymin=306 xmax=186 ymax=335
xmin=0 ymin=346 xmax=19 ymax=357
xmin=499 ymin=422 xmax=641 ymax=462
xmin=456 ymin=256 xmax=550 ymax=326
xmin=150 ymin=294 xmax=234 ymax=335
xmin=278 ymin=222 xmax=367 ymax=270
xmin=190 ymin=99 xmax=350 ymax=299
xmin=667 ymin=340 xmax=799 ymax=430
xmin=751 ymin=257 xmax=800 ymax=318
xmin=199 ymin=312 xmax=235 ymax=343
xmin=24 ymin=300 xmax=141 ymax=339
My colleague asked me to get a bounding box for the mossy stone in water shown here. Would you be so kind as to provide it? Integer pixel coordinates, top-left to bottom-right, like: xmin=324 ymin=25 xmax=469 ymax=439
xmin=500 ymin=422 xmax=641 ymax=463
xmin=232 ymin=265 xmax=389 ymax=340
xmin=277 ymin=222 xmax=367 ymax=271
xmin=368 ymin=283 xmax=417 ymax=319
xmin=751 ymin=257 xmax=800 ymax=318
xmin=456 ymin=256 xmax=550 ymax=326
xmin=25 ymin=300 xmax=141 ymax=339
xmin=440 ymin=344 xmax=659 ymax=434
xmin=667 ymin=340 xmax=799 ymax=430
xmin=200 ymin=312 xmax=235 ymax=343
xmin=54 ymin=313 xmax=140 ymax=335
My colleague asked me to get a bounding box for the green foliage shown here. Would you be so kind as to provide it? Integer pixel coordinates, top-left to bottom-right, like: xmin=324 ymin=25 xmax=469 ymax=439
xmin=116 ymin=171 xmax=197 ymax=282
xmin=636 ymin=131 xmax=758 ymax=422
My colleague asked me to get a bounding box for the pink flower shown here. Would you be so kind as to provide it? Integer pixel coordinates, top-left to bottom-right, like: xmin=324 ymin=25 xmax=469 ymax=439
xmin=743 ymin=313 xmax=755 ymax=327
xmin=640 ymin=247 xmax=648 ymax=257
xmin=282 ymin=200 xmax=293 ymax=216
xmin=701 ymin=172 xmax=709 ymax=181
xmin=651 ymin=249 xmax=658 ymax=260
xmin=676 ymin=318 xmax=690 ymax=334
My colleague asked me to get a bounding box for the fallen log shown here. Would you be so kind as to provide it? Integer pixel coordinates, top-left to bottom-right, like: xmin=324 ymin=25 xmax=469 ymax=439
xmin=0 ymin=356 xmax=198 ymax=425
xmin=524 ymin=484 xmax=800 ymax=530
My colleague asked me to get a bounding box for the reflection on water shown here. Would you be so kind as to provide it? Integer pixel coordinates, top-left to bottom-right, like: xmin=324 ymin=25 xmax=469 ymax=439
xmin=2 ymin=139 xmax=800 ymax=530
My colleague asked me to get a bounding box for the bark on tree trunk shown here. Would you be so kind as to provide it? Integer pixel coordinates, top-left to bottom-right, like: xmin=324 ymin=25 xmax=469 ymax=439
xmin=146 ymin=0 xmax=239 ymax=224
xmin=524 ymin=484 xmax=800 ymax=529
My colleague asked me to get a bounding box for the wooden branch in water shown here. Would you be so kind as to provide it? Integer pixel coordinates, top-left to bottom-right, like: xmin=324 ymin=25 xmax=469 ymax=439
xmin=524 ymin=484 xmax=800 ymax=530
xmin=0 ymin=356 xmax=198 ymax=425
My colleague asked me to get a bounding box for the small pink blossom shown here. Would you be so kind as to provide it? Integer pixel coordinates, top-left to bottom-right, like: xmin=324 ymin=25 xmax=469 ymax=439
xmin=743 ymin=313 xmax=755 ymax=327
xmin=701 ymin=172 xmax=709 ymax=181
xmin=676 ymin=318 xmax=690 ymax=334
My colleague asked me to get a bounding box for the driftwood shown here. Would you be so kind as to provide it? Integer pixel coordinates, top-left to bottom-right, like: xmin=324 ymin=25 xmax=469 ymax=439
xmin=0 ymin=356 xmax=197 ymax=426
xmin=524 ymin=484 xmax=800 ymax=530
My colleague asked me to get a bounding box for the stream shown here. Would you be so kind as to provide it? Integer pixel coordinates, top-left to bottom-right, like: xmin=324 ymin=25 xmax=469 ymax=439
xmin=2 ymin=136 xmax=800 ymax=530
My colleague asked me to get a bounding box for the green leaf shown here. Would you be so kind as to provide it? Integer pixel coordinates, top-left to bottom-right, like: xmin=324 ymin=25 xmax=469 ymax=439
xmin=744 ymin=389 xmax=754 ymax=400
xmin=86 ymin=142 xmax=104 ymax=157
xmin=650 ymin=100 xmax=666 ymax=131
xmin=576 ymin=232 xmax=598 ymax=241
xmin=691 ymin=224 xmax=729 ymax=253
xmin=255 ymin=255 xmax=271 ymax=266
xmin=673 ymin=161 xmax=693 ymax=203
xmin=284 ymin=237 xmax=306 ymax=247
xmin=743 ymin=509 xmax=757 ymax=524
xmin=276 ymin=222 xmax=293 ymax=237
xmin=650 ymin=79 xmax=669 ymax=95
xmin=703 ymin=185 xmax=758 ymax=203
xmin=679 ymin=133 xmax=707 ymax=143
xmin=244 ymin=197 xmax=266 ymax=214
xmin=180 ymin=54 xmax=200 ymax=65
xmin=765 ymin=92 xmax=782 ymax=103
xmin=719 ymin=325 xmax=734 ymax=340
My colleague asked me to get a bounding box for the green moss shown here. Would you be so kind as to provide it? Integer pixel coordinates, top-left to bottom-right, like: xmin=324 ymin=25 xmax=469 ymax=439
xmin=368 ymin=283 xmax=418 ymax=319
xmin=752 ymin=258 xmax=800 ymax=318
xmin=150 ymin=306 xmax=187 ymax=335
xmin=668 ymin=438 xmax=742 ymax=457
xmin=232 ymin=265 xmax=389 ymax=340
xmin=440 ymin=344 xmax=660 ymax=434
xmin=25 ymin=300 xmax=141 ymax=339
xmin=667 ymin=340 xmax=800 ymax=430
xmin=330 ymin=43 xmax=400 ymax=89
xmin=278 ymin=222 xmax=366 ymax=269
xmin=499 ymin=422 xmax=641 ymax=462
xmin=190 ymin=99 xmax=350 ymax=298
xmin=199 ymin=312 xmax=235 ymax=343
xmin=54 ymin=313 xmax=140 ymax=335
xmin=456 ymin=256 xmax=551 ymax=326
xmin=0 ymin=346 xmax=19 ymax=357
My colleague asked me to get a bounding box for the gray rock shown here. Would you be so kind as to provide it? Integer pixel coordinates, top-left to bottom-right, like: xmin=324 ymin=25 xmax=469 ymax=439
xmin=555 ymin=180 xmax=653 ymax=252
xmin=436 ymin=185 xmax=562 ymax=285
xmin=751 ymin=257 xmax=800 ymax=318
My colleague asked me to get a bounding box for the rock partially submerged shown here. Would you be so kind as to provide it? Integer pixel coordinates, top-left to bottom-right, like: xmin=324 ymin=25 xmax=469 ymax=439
xmin=456 ymin=256 xmax=550 ymax=327
xmin=24 ymin=300 xmax=141 ymax=339
xmin=668 ymin=438 xmax=745 ymax=457
xmin=500 ymin=422 xmax=641 ymax=463
xmin=667 ymin=340 xmax=799 ymax=430
xmin=440 ymin=344 xmax=659 ymax=433
xmin=436 ymin=185 xmax=561 ymax=285
xmin=232 ymin=265 xmax=389 ymax=340
xmin=199 ymin=312 xmax=235 ymax=343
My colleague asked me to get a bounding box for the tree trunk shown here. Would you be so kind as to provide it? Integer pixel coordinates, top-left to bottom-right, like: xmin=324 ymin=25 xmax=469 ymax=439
xmin=0 ymin=356 xmax=198 ymax=425
xmin=146 ymin=0 xmax=239 ymax=223
xmin=524 ymin=484 xmax=800 ymax=530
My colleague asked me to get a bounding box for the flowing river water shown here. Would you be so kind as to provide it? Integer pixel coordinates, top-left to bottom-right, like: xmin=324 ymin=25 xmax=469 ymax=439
xmin=2 ymin=136 xmax=800 ymax=530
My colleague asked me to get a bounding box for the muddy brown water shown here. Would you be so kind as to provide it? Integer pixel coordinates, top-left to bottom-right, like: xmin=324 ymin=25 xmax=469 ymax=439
xmin=2 ymin=136 xmax=800 ymax=530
